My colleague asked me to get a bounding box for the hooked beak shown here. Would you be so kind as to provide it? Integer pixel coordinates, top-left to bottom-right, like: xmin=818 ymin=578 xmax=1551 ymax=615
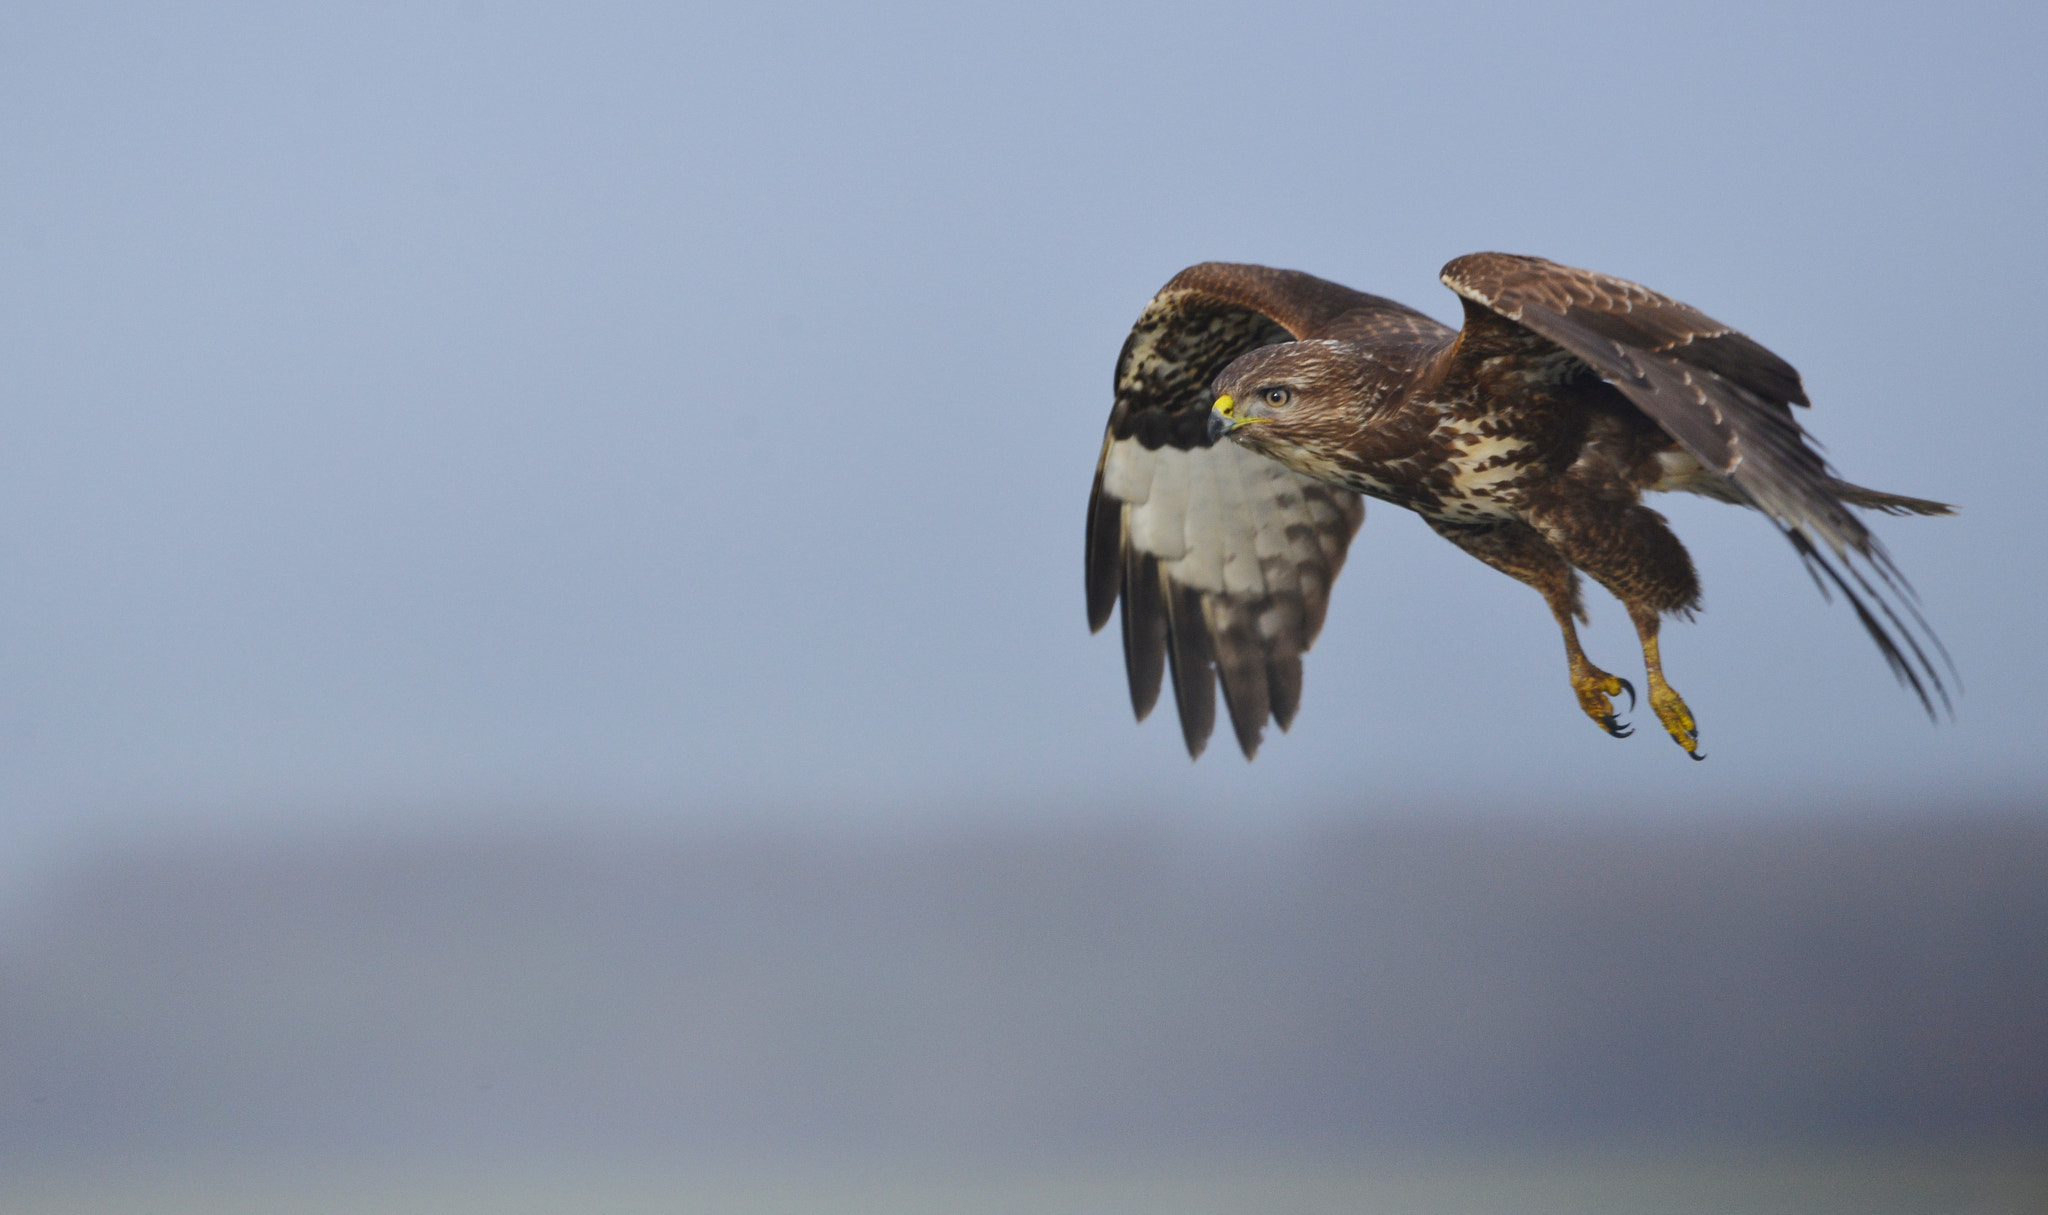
xmin=1207 ymin=393 xmax=1266 ymax=444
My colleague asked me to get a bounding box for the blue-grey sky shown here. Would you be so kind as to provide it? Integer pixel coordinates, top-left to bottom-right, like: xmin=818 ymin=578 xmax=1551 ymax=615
xmin=0 ymin=1 xmax=2042 ymax=871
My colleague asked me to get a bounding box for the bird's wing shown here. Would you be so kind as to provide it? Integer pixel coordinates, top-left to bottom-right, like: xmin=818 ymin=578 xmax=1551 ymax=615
xmin=1088 ymin=263 xmax=1406 ymax=758
xmin=1439 ymin=252 xmax=1951 ymax=715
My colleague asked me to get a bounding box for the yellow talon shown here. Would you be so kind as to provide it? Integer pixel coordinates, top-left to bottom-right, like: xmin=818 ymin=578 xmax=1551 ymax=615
xmin=1569 ymin=660 xmax=1634 ymax=739
xmin=1648 ymin=675 xmax=1702 ymax=759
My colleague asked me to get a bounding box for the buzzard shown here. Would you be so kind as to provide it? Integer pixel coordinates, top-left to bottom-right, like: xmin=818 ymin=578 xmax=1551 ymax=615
xmin=1085 ymin=255 xmax=1953 ymax=760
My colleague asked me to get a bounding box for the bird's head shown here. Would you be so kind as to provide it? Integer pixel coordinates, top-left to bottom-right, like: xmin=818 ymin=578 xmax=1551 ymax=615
xmin=1206 ymin=340 xmax=1372 ymax=458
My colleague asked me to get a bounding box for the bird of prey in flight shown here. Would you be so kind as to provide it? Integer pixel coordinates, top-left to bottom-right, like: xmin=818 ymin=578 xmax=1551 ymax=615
xmin=1085 ymin=255 xmax=1953 ymax=760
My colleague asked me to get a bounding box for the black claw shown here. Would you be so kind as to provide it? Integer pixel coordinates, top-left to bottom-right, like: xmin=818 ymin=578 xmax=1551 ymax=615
xmin=1598 ymin=715 xmax=1633 ymax=739
xmin=1687 ymin=747 xmax=1706 ymax=762
xmin=1616 ymin=677 xmax=1637 ymax=714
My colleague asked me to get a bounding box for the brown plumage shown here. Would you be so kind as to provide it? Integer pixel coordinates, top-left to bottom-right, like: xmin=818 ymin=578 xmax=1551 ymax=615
xmin=1085 ymin=255 xmax=1954 ymax=760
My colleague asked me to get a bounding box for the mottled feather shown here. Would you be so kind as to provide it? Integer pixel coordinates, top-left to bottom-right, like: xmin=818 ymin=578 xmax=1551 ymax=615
xmin=1090 ymin=256 xmax=1954 ymax=758
xmin=1439 ymin=253 xmax=1953 ymax=714
xmin=1087 ymin=264 xmax=1395 ymax=757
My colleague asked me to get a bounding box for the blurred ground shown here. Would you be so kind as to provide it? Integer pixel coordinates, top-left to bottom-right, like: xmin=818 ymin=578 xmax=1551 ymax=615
xmin=4 ymin=1149 xmax=2045 ymax=1215
xmin=3 ymin=808 xmax=2042 ymax=1209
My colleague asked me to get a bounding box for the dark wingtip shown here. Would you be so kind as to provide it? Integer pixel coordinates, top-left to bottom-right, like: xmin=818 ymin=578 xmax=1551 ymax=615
xmin=1120 ymin=550 xmax=1166 ymax=723
xmin=1085 ymin=467 xmax=1123 ymax=633
xmin=1164 ymin=584 xmax=1217 ymax=760
xmin=1782 ymin=527 xmax=1956 ymax=723
xmin=1268 ymin=651 xmax=1303 ymax=734
xmin=1226 ymin=708 xmax=1264 ymax=760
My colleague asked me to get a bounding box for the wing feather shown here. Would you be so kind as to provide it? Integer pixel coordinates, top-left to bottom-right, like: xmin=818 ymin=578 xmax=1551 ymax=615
xmin=1203 ymin=441 xmax=1274 ymax=757
xmin=1084 ymin=452 xmax=1123 ymax=633
xmin=1439 ymin=252 xmax=1953 ymax=715
xmin=1163 ymin=579 xmax=1217 ymax=758
xmin=1119 ymin=546 xmax=1166 ymax=722
xmin=1087 ymin=264 xmax=1389 ymax=757
xmin=1090 ymin=436 xmax=1363 ymax=757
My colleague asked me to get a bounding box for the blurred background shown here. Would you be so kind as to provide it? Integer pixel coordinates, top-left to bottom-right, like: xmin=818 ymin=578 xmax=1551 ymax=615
xmin=1 ymin=1 xmax=2044 ymax=1210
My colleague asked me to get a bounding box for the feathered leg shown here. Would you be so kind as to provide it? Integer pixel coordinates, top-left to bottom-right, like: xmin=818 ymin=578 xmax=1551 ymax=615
xmin=1426 ymin=519 xmax=1635 ymax=738
xmin=1521 ymin=492 xmax=1705 ymax=758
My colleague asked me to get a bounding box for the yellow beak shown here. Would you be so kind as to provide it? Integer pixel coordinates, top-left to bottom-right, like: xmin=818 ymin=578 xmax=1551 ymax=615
xmin=1208 ymin=393 xmax=1269 ymax=443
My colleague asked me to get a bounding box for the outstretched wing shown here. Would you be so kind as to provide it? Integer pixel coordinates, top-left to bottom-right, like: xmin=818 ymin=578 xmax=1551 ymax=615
xmin=1087 ymin=263 xmax=1424 ymax=758
xmin=1439 ymin=252 xmax=1952 ymax=715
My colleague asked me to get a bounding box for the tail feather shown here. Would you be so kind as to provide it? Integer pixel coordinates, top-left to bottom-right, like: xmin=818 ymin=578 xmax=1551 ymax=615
xmin=1826 ymin=479 xmax=1955 ymax=517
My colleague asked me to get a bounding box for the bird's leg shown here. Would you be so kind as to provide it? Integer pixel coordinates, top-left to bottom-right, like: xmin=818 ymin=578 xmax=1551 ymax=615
xmin=1628 ymin=607 xmax=1701 ymax=759
xmin=1424 ymin=518 xmax=1634 ymax=739
xmin=1517 ymin=488 xmax=1703 ymax=756
xmin=1552 ymin=600 xmax=1635 ymax=739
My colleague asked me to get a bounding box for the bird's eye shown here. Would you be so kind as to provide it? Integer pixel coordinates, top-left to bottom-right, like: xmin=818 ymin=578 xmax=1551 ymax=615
xmin=1262 ymin=386 xmax=1292 ymax=406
